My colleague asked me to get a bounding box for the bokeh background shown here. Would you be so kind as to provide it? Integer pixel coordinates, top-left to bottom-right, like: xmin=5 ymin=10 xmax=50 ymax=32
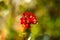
xmin=0 ymin=0 xmax=60 ymax=40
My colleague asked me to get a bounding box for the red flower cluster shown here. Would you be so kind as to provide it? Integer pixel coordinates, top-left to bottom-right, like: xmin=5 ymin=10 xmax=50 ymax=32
xmin=20 ymin=11 xmax=38 ymax=29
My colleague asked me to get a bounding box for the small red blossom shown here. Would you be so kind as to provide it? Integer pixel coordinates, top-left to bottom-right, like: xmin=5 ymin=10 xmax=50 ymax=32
xmin=20 ymin=11 xmax=38 ymax=29
xmin=24 ymin=24 xmax=30 ymax=29
xmin=23 ymin=12 xmax=30 ymax=17
xmin=26 ymin=18 xmax=31 ymax=24
xmin=20 ymin=17 xmax=26 ymax=24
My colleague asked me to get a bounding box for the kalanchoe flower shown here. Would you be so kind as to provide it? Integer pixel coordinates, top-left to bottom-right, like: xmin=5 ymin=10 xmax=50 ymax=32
xmin=20 ymin=11 xmax=38 ymax=29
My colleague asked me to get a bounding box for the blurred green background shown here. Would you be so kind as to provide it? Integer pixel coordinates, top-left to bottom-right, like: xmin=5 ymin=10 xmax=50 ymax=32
xmin=0 ymin=0 xmax=60 ymax=40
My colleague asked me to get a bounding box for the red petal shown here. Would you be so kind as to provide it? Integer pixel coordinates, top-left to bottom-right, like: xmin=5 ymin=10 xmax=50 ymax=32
xmin=23 ymin=12 xmax=29 ymax=17
xmin=20 ymin=18 xmax=26 ymax=24
xmin=29 ymin=12 xmax=35 ymax=17
xmin=24 ymin=24 xmax=30 ymax=29
xmin=26 ymin=18 xmax=31 ymax=24
xmin=31 ymin=17 xmax=37 ymax=24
